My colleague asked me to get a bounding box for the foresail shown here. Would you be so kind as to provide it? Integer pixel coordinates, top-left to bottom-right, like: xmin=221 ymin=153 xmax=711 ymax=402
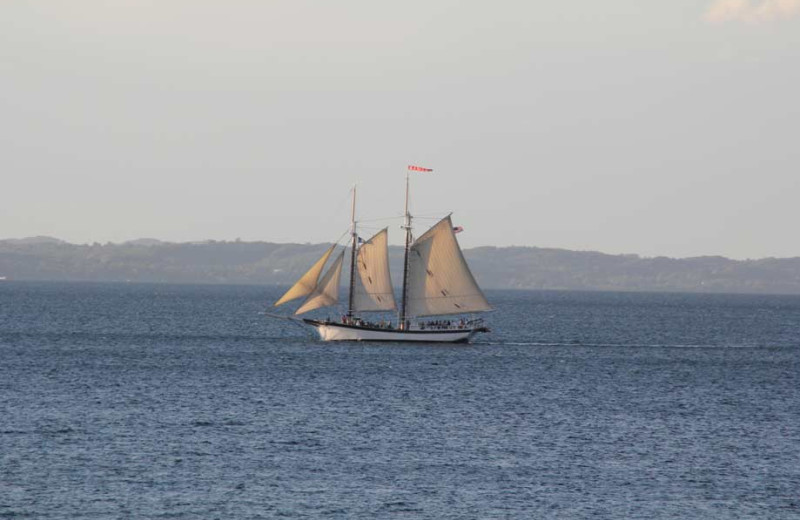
xmin=406 ymin=215 xmax=491 ymax=317
xmin=274 ymin=244 xmax=335 ymax=307
xmin=352 ymin=228 xmax=397 ymax=312
xmin=295 ymin=250 xmax=345 ymax=315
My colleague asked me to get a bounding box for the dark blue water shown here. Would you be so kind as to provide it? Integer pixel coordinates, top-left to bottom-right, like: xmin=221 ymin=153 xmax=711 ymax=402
xmin=1 ymin=282 xmax=799 ymax=519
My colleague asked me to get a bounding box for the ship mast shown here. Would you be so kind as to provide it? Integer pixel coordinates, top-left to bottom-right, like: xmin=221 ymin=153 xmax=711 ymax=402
xmin=347 ymin=185 xmax=357 ymax=317
xmin=399 ymin=173 xmax=412 ymax=330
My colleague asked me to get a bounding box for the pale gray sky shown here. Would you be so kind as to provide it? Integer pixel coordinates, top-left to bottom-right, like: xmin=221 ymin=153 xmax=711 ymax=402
xmin=2 ymin=0 xmax=799 ymax=259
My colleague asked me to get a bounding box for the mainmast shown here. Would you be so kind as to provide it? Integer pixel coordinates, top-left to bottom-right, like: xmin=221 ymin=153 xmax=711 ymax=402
xmin=347 ymin=185 xmax=357 ymax=317
xmin=399 ymin=173 xmax=412 ymax=330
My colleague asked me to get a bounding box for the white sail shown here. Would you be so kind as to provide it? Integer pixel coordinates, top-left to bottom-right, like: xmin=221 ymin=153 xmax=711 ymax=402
xmin=352 ymin=228 xmax=397 ymax=312
xmin=405 ymin=215 xmax=491 ymax=317
xmin=295 ymin=250 xmax=345 ymax=315
xmin=274 ymin=244 xmax=335 ymax=307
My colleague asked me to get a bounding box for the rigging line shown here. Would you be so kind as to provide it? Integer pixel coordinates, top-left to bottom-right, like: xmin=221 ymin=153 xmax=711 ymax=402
xmin=356 ymin=216 xmax=404 ymax=223
xmin=338 ymin=187 xmax=355 ymax=214
xmin=356 ymin=224 xmax=384 ymax=232
xmin=330 ymin=229 xmax=350 ymax=247
xmin=412 ymin=211 xmax=449 ymax=218
xmin=320 ymin=188 xmax=358 ymax=231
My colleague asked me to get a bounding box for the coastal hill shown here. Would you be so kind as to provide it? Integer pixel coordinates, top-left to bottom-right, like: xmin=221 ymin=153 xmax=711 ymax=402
xmin=2 ymin=237 xmax=800 ymax=294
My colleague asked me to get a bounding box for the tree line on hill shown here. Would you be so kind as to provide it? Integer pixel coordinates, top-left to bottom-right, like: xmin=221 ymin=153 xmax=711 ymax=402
xmin=2 ymin=236 xmax=800 ymax=294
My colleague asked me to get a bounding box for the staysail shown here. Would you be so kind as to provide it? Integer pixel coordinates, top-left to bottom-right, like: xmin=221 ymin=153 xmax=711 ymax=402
xmin=352 ymin=228 xmax=397 ymax=312
xmin=295 ymin=250 xmax=345 ymax=315
xmin=274 ymin=244 xmax=336 ymax=307
xmin=405 ymin=215 xmax=491 ymax=317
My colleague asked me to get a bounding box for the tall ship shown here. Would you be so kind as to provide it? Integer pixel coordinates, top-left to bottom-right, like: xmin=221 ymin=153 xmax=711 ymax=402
xmin=272 ymin=166 xmax=491 ymax=343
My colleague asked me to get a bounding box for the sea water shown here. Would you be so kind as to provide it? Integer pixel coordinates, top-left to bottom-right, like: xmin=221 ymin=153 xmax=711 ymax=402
xmin=1 ymin=282 xmax=799 ymax=518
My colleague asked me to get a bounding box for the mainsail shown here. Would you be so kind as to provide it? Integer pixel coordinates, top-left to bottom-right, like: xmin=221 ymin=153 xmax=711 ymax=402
xmin=352 ymin=228 xmax=396 ymax=312
xmin=295 ymin=250 xmax=345 ymax=315
xmin=405 ymin=215 xmax=491 ymax=317
xmin=274 ymin=244 xmax=336 ymax=307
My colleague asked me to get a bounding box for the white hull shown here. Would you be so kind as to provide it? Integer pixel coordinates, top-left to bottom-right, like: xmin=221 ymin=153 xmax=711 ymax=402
xmin=303 ymin=319 xmax=486 ymax=343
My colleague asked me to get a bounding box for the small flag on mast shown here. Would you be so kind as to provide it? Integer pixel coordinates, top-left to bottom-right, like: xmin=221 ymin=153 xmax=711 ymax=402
xmin=408 ymin=165 xmax=433 ymax=172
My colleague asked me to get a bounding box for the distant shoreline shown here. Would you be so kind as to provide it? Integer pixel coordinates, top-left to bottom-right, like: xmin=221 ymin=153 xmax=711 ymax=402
xmin=3 ymin=237 xmax=800 ymax=295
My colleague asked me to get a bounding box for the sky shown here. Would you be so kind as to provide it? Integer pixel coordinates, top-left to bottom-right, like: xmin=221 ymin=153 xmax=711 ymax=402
xmin=2 ymin=0 xmax=799 ymax=259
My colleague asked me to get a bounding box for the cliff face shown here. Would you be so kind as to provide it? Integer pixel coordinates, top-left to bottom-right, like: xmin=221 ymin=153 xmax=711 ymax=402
xmin=2 ymin=239 xmax=800 ymax=294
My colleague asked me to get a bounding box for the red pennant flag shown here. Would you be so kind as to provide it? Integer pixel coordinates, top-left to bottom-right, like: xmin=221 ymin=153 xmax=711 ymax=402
xmin=408 ymin=165 xmax=433 ymax=172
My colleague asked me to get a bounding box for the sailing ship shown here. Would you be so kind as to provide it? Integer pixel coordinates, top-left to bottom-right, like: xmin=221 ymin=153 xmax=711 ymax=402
xmin=272 ymin=167 xmax=491 ymax=343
